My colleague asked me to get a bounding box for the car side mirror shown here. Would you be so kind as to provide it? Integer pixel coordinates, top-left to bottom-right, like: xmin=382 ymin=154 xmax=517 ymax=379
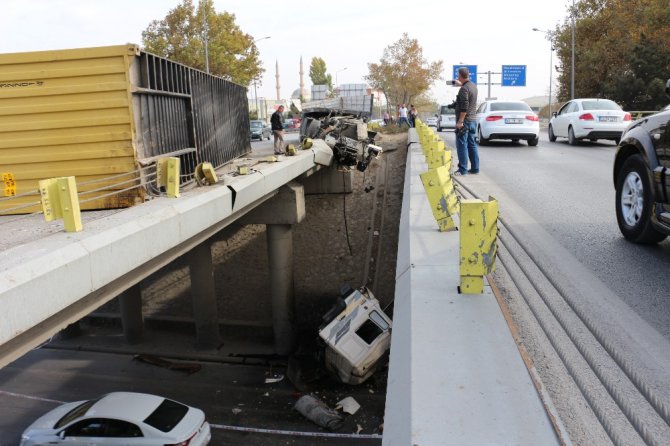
xmin=552 ymin=112 xmax=557 ymax=118
xmin=59 ymin=431 xmax=66 ymax=439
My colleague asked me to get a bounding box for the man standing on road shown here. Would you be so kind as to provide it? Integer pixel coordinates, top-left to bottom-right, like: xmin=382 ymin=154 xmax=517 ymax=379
xmin=271 ymin=105 xmax=285 ymax=155
xmin=454 ymin=67 xmax=479 ymax=175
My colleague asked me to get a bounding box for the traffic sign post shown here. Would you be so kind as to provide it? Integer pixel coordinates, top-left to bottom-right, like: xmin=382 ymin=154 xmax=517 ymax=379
xmin=501 ymin=65 xmax=526 ymax=87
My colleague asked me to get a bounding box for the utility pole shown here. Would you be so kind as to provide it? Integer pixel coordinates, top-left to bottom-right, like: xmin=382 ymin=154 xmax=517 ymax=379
xmin=571 ymin=0 xmax=575 ymax=99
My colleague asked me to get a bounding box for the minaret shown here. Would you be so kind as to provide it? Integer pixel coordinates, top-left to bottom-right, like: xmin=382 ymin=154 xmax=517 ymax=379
xmin=299 ymin=56 xmax=305 ymax=100
xmin=275 ymin=60 xmax=280 ymax=101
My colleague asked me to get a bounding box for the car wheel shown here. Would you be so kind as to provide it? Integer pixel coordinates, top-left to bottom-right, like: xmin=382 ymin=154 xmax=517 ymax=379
xmin=528 ymin=136 xmax=539 ymax=146
xmin=568 ymin=126 xmax=578 ymax=145
xmin=512 ymin=139 xmax=520 ymax=143
xmin=548 ymin=124 xmax=557 ymax=142
xmin=478 ymin=126 xmax=488 ymax=145
xmin=615 ymin=154 xmax=666 ymax=243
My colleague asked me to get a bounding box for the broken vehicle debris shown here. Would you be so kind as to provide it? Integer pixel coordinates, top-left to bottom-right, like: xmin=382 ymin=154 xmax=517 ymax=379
xmin=294 ymin=394 xmax=344 ymax=431
xmin=319 ymin=286 xmax=392 ymax=385
xmin=300 ymin=111 xmax=382 ymax=172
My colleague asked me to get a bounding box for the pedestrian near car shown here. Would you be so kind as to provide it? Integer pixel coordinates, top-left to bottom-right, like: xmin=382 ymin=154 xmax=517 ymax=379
xmin=383 ymin=110 xmax=390 ymax=126
xmin=271 ymin=105 xmax=285 ymax=155
xmin=454 ymin=67 xmax=479 ymax=175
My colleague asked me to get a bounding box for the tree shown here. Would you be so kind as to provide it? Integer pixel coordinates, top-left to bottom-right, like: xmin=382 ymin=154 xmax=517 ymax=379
xmin=141 ymin=0 xmax=263 ymax=86
xmin=365 ymin=33 xmax=443 ymax=111
xmin=552 ymin=0 xmax=670 ymax=109
xmin=309 ymin=57 xmax=333 ymax=93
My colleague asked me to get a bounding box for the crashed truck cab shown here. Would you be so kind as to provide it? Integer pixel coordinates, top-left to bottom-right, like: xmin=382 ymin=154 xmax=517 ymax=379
xmin=319 ymin=286 xmax=392 ymax=385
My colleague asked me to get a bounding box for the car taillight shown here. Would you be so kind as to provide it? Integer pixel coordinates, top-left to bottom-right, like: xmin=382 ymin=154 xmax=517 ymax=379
xmin=165 ymin=432 xmax=196 ymax=446
xmin=486 ymin=115 xmax=503 ymax=121
xmin=623 ymin=113 xmax=632 ymax=121
xmin=579 ymin=113 xmax=594 ymax=120
xmin=525 ymin=115 xmax=539 ymax=121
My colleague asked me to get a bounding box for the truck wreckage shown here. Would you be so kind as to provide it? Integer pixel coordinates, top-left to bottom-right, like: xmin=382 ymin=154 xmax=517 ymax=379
xmin=299 ymin=97 xmax=382 ymax=172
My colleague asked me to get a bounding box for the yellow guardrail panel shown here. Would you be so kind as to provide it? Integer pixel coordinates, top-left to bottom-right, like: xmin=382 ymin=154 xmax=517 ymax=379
xmin=38 ymin=176 xmax=82 ymax=232
xmin=420 ymin=165 xmax=459 ymax=232
xmin=156 ymin=157 xmax=181 ymax=198
xmin=459 ymin=196 xmax=499 ymax=294
xmin=2 ymin=172 xmax=16 ymax=196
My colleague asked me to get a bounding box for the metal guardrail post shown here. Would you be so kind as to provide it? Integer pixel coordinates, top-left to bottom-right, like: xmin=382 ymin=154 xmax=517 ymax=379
xmin=38 ymin=176 xmax=83 ymax=232
xmin=420 ymin=165 xmax=459 ymax=232
xmin=156 ymin=157 xmax=181 ymax=198
xmin=459 ymin=196 xmax=499 ymax=294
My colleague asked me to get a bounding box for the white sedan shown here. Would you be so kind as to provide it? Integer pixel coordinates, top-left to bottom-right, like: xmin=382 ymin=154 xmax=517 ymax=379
xmin=548 ymin=98 xmax=631 ymax=145
xmin=20 ymin=392 xmax=211 ymax=446
xmin=475 ymin=100 xmax=540 ymax=146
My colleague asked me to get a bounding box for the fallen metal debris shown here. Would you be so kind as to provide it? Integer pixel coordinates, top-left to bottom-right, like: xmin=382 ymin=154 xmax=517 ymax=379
xmin=294 ymin=394 xmax=344 ymax=431
xmin=336 ymin=396 xmax=361 ymax=415
xmin=264 ymin=374 xmax=285 ymax=384
xmin=132 ymin=354 xmax=201 ymax=374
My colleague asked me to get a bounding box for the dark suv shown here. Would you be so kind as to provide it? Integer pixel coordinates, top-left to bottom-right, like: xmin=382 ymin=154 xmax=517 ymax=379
xmin=613 ymin=79 xmax=670 ymax=244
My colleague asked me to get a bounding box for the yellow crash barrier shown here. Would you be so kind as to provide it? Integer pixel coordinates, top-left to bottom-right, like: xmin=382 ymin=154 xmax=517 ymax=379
xmin=156 ymin=157 xmax=181 ymax=198
xmin=459 ymin=196 xmax=499 ymax=294
xmin=420 ymin=165 xmax=459 ymax=232
xmin=38 ymin=176 xmax=82 ymax=232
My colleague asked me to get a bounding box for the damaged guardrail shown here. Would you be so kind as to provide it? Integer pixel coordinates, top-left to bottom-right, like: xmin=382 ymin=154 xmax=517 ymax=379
xmin=414 ymin=119 xmax=498 ymax=293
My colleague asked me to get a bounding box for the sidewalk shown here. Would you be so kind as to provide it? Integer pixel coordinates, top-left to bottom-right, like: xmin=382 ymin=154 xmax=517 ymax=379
xmin=382 ymin=129 xmax=562 ymax=445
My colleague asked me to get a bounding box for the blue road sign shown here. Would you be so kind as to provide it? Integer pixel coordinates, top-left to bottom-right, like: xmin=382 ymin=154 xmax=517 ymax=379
xmin=452 ymin=65 xmax=477 ymax=84
xmin=502 ymin=65 xmax=526 ymax=86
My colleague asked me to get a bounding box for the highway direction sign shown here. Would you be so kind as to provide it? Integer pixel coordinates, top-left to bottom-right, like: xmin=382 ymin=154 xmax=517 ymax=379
xmin=501 ymin=65 xmax=526 ymax=87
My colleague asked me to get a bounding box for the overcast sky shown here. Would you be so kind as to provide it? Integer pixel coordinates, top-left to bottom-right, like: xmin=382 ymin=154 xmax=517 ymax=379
xmin=3 ymin=0 xmax=571 ymax=105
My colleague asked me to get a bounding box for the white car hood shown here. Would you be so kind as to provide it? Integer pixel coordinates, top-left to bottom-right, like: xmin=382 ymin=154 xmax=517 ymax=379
xmin=23 ymin=401 xmax=84 ymax=432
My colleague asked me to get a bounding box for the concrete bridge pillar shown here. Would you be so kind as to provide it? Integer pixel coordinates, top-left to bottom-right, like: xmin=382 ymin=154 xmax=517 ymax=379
xmin=240 ymin=181 xmax=305 ymax=355
xmin=119 ymin=284 xmax=143 ymax=344
xmin=187 ymin=240 xmax=221 ymax=350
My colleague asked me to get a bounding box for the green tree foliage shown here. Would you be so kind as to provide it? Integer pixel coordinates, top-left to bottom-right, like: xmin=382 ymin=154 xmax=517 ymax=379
xmin=141 ymin=0 xmax=263 ymax=86
xmin=309 ymin=57 xmax=333 ymax=92
xmin=365 ymin=33 xmax=443 ymax=110
xmin=553 ymin=0 xmax=670 ymax=109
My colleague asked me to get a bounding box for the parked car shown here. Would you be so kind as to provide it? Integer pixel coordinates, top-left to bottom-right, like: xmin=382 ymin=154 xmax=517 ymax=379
xmin=20 ymin=392 xmax=211 ymax=446
xmin=426 ymin=116 xmax=438 ymax=127
xmin=549 ymin=98 xmax=631 ymax=145
xmin=249 ymin=120 xmax=271 ymax=140
xmin=475 ymin=100 xmax=540 ymax=146
xmin=437 ymin=104 xmax=456 ymax=131
xmin=613 ymin=79 xmax=670 ymax=244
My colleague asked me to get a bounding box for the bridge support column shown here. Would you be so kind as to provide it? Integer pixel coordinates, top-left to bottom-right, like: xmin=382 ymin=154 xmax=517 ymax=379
xmin=119 ymin=284 xmax=143 ymax=344
xmin=188 ymin=241 xmax=221 ymax=350
xmin=267 ymin=224 xmax=296 ymax=355
xmin=239 ymin=181 xmax=305 ymax=355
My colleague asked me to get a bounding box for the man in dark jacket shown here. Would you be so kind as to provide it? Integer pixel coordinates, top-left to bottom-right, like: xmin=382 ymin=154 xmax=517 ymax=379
xmin=271 ymin=105 xmax=285 ymax=155
xmin=454 ymin=67 xmax=479 ymax=175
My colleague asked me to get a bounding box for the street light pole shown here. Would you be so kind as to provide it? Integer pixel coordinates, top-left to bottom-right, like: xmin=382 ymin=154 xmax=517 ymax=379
xmin=336 ymin=67 xmax=347 ymax=90
xmin=533 ymin=28 xmax=555 ymax=117
xmin=252 ymin=36 xmax=271 ymax=121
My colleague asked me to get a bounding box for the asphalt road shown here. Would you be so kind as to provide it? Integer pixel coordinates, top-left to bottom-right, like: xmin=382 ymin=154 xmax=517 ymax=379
xmin=440 ymin=127 xmax=670 ymax=445
xmin=441 ymin=128 xmax=670 ymax=338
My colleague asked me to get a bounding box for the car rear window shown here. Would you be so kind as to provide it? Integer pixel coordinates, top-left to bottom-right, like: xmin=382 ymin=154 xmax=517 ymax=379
xmin=440 ymin=106 xmax=455 ymax=115
xmin=250 ymin=121 xmax=263 ymax=128
xmin=490 ymin=102 xmax=531 ymax=111
xmin=143 ymin=399 xmax=189 ymax=433
xmin=55 ymin=398 xmax=101 ymax=429
xmin=581 ymin=100 xmax=621 ymax=111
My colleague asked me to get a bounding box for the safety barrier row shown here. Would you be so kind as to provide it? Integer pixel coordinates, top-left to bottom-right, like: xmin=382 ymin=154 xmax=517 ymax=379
xmin=414 ymin=119 xmax=499 ymax=294
xmin=0 ymin=156 xmax=220 ymax=233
